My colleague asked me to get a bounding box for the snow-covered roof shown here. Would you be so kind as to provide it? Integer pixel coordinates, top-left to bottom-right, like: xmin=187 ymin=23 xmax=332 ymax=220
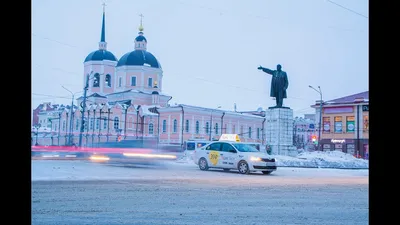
xmin=139 ymin=105 xmax=160 ymax=116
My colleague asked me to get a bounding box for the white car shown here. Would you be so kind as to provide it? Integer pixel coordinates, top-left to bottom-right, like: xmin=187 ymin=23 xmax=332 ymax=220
xmin=193 ymin=141 xmax=277 ymax=175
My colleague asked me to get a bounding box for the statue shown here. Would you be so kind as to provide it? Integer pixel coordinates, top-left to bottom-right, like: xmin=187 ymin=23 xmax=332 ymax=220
xmin=258 ymin=64 xmax=289 ymax=108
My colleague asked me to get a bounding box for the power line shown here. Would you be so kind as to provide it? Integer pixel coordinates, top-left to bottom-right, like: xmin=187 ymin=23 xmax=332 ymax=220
xmin=326 ymin=0 xmax=368 ymax=19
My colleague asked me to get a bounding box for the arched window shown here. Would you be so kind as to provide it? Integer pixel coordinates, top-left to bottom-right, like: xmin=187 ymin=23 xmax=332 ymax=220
xmin=185 ymin=120 xmax=189 ymax=133
xmin=257 ymin=128 xmax=260 ymax=139
xmin=162 ymin=120 xmax=166 ymax=133
xmin=248 ymin=127 xmax=252 ymax=138
xmin=173 ymin=119 xmax=177 ymax=133
xmin=113 ymin=117 xmax=119 ymax=130
xmin=105 ymin=74 xmax=111 ymax=87
xmin=149 ymin=123 xmax=154 ymax=134
xmin=103 ymin=118 xmax=107 ymax=129
xmin=75 ymin=119 xmax=79 ymax=130
xmin=205 ymin=122 xmax=209 ymax=134
xmin=195 ymin=121 xmax=200 ymax=134
xmin=93 ymin=73 xmax=100 ymax=87
xmin=96 ymin=119 xmax=100 ymax=130
xmin=215 ymin=123 xmax=219 ymax=134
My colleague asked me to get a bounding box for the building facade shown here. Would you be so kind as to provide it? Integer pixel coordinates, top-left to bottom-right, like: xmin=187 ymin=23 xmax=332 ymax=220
xmin=311 ymin=91 xmax=369 ymax=158
xmin=31 ymin=8 xmax=268 ymax=150
xmin=293 ymin=116 xmax=316 ymax=150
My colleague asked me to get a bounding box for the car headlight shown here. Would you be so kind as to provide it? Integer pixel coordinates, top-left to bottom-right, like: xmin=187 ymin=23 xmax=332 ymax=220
xmin=250 ymin=156 xmax=262 ymax=161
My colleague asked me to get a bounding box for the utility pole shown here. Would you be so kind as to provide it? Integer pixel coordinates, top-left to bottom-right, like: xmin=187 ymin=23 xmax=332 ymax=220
xmin=62 ymin=86 xmax=78 ymax=145
xmin=79 ymin=73 xmax=91 ymax=147
xmin=309 ymin=85 xmax=323 ymax=151
xmin=209 ymin=106 xmax=221 ymax=141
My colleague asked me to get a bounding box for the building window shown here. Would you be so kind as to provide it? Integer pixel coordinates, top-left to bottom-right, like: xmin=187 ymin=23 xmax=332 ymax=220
xmin=162 ymin=120 xmax=166 ymax=133
xmin=257 ymin=128 xmax=260 ymax=139
xmin=346 ymin=116 xmax=355 ymax=133
xmin=334 ymin=116 xmax=342 ymax=133
xmin=131 ymin=77 xmax=136 ymax=86
xmin=118 ymin=77 xmax=122 ymax=87
xmin=96 ymin=119 xmax=100 ymax=130
xmin=76 ymin=119 xmax=79 ymax=130
xmin=195 ymin=121 xmax=200 ymax=134
xmin=114 ymin=117 xmax=119 ymax=130
xmin=215 ymin=123 xmax=219 ymax=135
xmin=93 ymin=73 xmax=100 ymax=87
xmin=323 ymin=117 xmax=330 ymax=133
xmin=205 ymin=122 xmax=209 ymax=134
xmin=232 ymin=125 xmax=235 ymax=133
xmin=149 ymin=123 xmax=154 ymax=134
xmin=248 ymin=127 xmax=252 ymax=138
xmin=185 ymin=120 xmax=189 ymax=133
xmin=89 ymin=118 xmax=94 ymax=130
xmin=173 ymin=119 xmax=177 ymax=133
xmin=104 ymin=118 xmax=107 ymax=129
xmin=148 ymin=77 xmax=153 ymax=87
xmin=363 ymin=115 xmax=369 ymax=132
xmin=54 ymin=124 xmax=57 ymax=131
xmin=105 ymin=74 xmax=111 ymax=87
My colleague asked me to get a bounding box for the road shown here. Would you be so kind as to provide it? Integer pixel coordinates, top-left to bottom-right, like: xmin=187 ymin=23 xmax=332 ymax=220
xmin=32 ymin=160 xmax=368 ymax=225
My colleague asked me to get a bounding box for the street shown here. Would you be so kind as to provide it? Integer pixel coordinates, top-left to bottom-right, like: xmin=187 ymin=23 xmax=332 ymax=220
xmin=32 ymin=160 xmax=368 ymax=225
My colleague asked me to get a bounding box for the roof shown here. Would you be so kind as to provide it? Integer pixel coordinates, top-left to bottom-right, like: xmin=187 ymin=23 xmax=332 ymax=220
xmin=84 ymin=50 xmax=118 ymax=62
xmin=327 ymin=91 xmax=368 ymax=104
xmin=117 ymin=50 xmax=160 ymax=68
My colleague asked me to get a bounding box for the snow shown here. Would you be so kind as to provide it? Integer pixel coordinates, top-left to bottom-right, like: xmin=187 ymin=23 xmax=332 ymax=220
xmin=177 ymin=150 xmax=369 ymax=169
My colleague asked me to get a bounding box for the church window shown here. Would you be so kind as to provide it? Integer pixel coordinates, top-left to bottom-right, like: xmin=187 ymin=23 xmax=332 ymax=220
xmin=93 ymin=73 xmax=100 ymax=87
xmin=131 ymin=77 xmax=137 ymax=86
xmin=149 ymin=123 xmax=154 ymax=134
xmin=105 ymin=74 xmax=111 ymax=87
xmin=118 ymin=77 xmax=122 ymax=87
xmin=148 ymin=78 xmax=153 ymax=87
xmin=173 ymin=119 xmax=177 ymax=133
xmin=114 ymin=117 xmax=119 ymax=130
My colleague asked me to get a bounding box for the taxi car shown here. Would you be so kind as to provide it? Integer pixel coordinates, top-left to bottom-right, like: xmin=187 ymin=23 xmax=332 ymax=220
xmin=193 ymin=134 xmax=277 ymax=175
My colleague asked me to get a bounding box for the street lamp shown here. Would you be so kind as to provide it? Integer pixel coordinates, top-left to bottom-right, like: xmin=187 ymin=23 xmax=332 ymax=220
xmin=79 ymin=71 xmax=106 ymax=147
xmin=309 ymin=85 xmax=323 ymax=151
xmin=33 ymin=123 xmax=41 ymax=146
xmin=209 ymin=106 xmax=221 ymax=141
xmin=62 ymin=86 xmax=82 ymax=146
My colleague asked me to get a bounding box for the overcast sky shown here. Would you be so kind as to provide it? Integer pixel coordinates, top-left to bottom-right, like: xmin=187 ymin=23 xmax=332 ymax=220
xmin=32 ymin=0 xmax=368 ymax=117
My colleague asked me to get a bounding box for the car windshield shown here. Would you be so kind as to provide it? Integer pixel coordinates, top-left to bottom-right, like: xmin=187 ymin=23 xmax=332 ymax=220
xmin=232 ymin=143 xmax=259 ymax=152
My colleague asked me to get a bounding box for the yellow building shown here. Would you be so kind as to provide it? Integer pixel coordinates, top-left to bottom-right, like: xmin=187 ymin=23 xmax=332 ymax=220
xmin=311 ymin=91 xmax=368 ymax=158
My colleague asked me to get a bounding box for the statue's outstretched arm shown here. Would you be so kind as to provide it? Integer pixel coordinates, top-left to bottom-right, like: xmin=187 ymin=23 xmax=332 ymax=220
xmin=258 ymin=66 xmax=274 ymax=75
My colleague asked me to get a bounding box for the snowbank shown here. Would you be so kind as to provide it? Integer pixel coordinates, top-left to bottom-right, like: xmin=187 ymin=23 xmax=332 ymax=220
xmin=177 ymin=150 xmax=369 ymax=169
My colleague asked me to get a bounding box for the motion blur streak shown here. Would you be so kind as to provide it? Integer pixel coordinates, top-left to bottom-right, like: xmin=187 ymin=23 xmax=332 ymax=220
xmin=89 ymin=155 xmax=110 ymax=161
xmin=122 ymin=153 xmax=177 ymax=159
xmin=31 ymin=145 xmax=153 ymax=154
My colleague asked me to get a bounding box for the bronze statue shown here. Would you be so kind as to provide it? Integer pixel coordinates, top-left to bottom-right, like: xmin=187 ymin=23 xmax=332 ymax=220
xmin=258 ymin=64 xmax=289 ymax=108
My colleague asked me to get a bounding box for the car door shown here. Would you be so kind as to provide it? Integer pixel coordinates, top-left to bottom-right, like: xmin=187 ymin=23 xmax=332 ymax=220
xmin=205 ymin=142 xmax=223 ymax=167
xmin=221 ymin=143 xmax=237 ymax=168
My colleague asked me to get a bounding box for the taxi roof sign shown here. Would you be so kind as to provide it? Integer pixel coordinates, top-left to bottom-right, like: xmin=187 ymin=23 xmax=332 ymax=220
xmin=219 ymin=134 xmax=241 ymax=142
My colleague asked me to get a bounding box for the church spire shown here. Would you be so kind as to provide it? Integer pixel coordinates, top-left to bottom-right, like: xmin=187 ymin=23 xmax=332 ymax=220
xmin=99 ymin=2 xmax=107 ymax=50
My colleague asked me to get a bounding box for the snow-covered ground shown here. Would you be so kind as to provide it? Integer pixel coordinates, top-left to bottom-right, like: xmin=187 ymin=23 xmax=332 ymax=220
xmin=177 ymin=150 xmax=369 ymax=169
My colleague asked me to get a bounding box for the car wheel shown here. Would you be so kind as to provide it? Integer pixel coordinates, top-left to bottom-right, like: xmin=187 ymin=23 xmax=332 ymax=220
xmin=238 ymin=161 xmax=250 ymax=174
xmin=199 ymin=158 xmax=209 ymax=171
xmin=262 ymin=171 xmax=272 ymax=175
xmin=223 ymin=168 xmax=230 ymax=172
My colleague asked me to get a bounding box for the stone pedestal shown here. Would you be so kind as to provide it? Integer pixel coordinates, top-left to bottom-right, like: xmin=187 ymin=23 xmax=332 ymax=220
xmin=264 ymin=107 xmax=297 ymax=156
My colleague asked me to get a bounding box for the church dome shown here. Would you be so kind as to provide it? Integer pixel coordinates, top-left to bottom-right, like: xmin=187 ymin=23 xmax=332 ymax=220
xmin=117 ymin=50 xmax=160 ymax=68
xmin=84 ymin=50 xmax=118 ymax=62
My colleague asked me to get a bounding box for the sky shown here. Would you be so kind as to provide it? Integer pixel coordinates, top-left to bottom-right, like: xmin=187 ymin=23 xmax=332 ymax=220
xmin=32 ymin=0 xmax=368 ymax=118
xmin=31 ymin=150 xmax=368 ymax=181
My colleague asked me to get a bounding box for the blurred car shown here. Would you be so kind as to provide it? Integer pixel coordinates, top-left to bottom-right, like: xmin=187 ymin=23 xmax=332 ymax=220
xmin=193 ymin=134 xmax=277 ymax=175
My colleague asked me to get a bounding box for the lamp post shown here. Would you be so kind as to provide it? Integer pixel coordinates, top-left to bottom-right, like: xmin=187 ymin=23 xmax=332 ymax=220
xmin=79 ymin=71 xmax=106 ymax=147
xmin=309 ymin=85 xmax=323 ymax=151
xmin=34 ymin=124 xmax=41 ymax=146
xmin=62 ymin=86 xmax=82 ymax=146
xmin=209 ymin=106 xmax=221 ymax=141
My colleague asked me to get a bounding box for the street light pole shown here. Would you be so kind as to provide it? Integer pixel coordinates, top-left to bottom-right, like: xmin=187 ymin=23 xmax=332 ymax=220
xmin=79 ymin=72 xmax=92 ymax=147
xmin=309 ymin=85 xmax=323 ymax=151
xmin=209 ymin=106 xmax=221 ymax=141
xmin=62 ymin=86 xmax=80 ymax=146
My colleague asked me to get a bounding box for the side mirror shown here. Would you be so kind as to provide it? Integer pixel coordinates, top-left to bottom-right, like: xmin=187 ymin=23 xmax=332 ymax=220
xmin=229 ymin=149 xmax=237 ymax=153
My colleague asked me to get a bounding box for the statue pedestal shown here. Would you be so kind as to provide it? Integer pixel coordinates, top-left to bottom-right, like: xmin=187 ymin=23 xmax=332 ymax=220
xmin=264 ymin=107 xmax=297 ymax=156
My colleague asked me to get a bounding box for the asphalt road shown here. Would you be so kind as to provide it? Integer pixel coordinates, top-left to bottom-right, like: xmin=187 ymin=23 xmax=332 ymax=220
xmin=32 ymin=160 xmax=368 ymax=225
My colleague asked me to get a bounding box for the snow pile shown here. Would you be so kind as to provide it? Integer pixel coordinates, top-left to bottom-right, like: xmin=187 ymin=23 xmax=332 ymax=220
xmin=178 ymin=150 xmax=369 ymax=169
